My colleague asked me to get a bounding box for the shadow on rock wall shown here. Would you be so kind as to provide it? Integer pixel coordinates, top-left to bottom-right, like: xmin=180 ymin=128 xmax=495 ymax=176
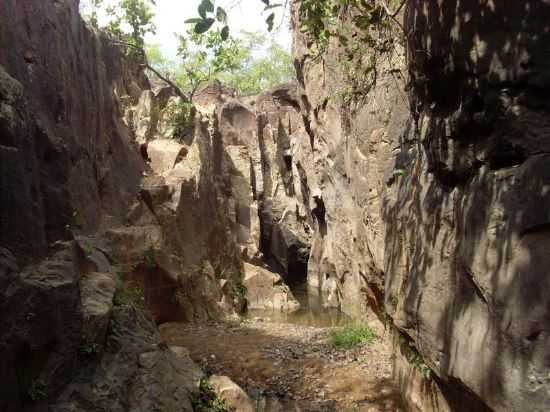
xmin=384 ymin=1 xmax=550 ymax=410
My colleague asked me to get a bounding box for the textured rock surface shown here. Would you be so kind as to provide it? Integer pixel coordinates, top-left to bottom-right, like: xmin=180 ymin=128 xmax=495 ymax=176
xmin=253 ymin=85 xmax=315 ymax=283
xmin=291 ymin=1 xmax=407 ymax=317
xmin=3 ymin=0 xmax=548 ymax=410
xmin=386 ymin=3 xmax=550 ymax=411
xmin=292 ymin=0 xmax=550 ymax=411
xmin=0 ymin=0 xmax=144 ymax=264
xmin=208 ymin=375 xmax=256 ymax=412
xmin=80 ymin=271 xmax=117 ymax=346
xmin=0 ymin=1 xmax=205 ymax=410
xmin=0 ymin=243 xmax=82 ymax=411
xmin=121 ymin=82 xmax=317 ymax=323
xmin=243 ymin=262 xmax=300 ymax=312
xmin=52 ymin=305 xmax=200 ymax=412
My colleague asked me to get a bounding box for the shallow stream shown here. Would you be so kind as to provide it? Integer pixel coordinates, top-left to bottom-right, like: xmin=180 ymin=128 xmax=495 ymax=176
xmin=246 ymin=282 xmax=353 ymax=328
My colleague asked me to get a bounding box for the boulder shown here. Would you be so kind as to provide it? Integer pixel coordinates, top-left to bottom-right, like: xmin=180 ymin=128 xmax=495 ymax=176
xmin=52 ymin=306 xmax=198 ymax=412
xmin=147 ymin=139 xmax=189 ymax=176
xmin=80 ymin=272 xmax=117 ymax=346
xmin=243 ymin=263 xmax=300 ymax=312
xmin=208 ymin=375 xmax=255 ymax=412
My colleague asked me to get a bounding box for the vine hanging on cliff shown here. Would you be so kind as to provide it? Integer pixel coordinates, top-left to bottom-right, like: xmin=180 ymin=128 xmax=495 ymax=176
xmin=297 ymin=0 xmax=408 ymax=54
xmin=295 ymin=0 xmax=409 ymax=107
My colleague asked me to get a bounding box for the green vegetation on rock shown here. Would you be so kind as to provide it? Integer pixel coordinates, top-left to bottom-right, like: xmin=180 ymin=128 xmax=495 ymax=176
xmin=79 ymin=342 xmax=100 ymax=358
xmin=114 ymin=280 xmax=146 ymax=312
xmin=191 ymin=378 xmax=230 ymax=412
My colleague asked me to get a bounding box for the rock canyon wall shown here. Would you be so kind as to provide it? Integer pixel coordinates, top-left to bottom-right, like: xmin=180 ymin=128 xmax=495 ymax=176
xmin=292 ymin=0 xmax=550 ymax=411
xmin=0 ymin=1 xmax=301 ymax=409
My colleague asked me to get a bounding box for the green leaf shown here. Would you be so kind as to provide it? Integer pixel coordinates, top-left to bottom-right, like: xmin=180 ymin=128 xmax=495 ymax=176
xmin=216 ymin=6 xmax=227 ymax=23
xmin=198 ymin=0 xmax=214 ymax=19
xmin=221 ymin=25 xmax=230 ymax=41
xmin=266 ymin=12 xmax=275 ymax=31
xmin=194 ymin=18 xmax=215 ymax=34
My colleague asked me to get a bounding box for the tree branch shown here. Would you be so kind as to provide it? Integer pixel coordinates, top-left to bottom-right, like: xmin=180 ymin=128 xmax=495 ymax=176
xmin=109 ymin=39 xmax=190 ymax=102
xmin=377 ymin=0 xmax=408 ymax=33
xmin=141 ymin=63 xmax=190 ymax=102
xmin=379 ymin=0 xmax=407 ymax=18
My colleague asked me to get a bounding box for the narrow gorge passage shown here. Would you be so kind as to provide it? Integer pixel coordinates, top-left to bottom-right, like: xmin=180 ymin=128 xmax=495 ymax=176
xmin=2 ymin=1 xmax=550 ymax=411
xmin=160 ymin=311 xmax=403 ymax=412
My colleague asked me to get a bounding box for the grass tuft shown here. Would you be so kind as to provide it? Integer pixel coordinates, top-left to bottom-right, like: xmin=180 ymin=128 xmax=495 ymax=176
xmin=329 ymin=324 xmax=377 ymax=349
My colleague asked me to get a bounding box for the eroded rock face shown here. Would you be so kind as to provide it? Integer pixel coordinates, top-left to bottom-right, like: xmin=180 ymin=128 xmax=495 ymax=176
xmin=385 ymin=3 xmax=550 ymax=411
xmin=291 ymin=2 xmax=407 ymax=317
xmin=0 ymin=1 xmax=206 ymax=410
xmin=52 ymin=304 xmax=199 ymax=412
xmin=80 ymin=272 xmax=117 ymax=346
xmin=254 ymin=85 xmax=315 ymax=284
xmin=121 ymin=83 xmax=317 ymax=324
xmin=292 ymin=0 xmax=550 ymax=410
xmin=0 ymin=0 xmax=145 ymax=265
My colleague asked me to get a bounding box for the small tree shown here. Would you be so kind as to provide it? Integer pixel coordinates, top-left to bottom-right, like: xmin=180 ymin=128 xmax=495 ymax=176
xmin=80 ymin=0 xmax=156 ymax=50
xmin=174 ymin=29 xmax=242 ymax=100
xmin=120 ymin=0 xmax=156 ymax=51
xmin=81 ymin=0 xmax=103 ymax=29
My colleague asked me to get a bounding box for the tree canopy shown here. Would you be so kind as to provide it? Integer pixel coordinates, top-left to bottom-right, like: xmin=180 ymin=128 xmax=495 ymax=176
xmin=80 ymin=0 xmax=294 ymax=99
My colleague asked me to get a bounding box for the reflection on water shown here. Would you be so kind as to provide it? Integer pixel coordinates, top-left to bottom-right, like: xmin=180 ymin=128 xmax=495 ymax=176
xmin=246 ymin=282 xmax=352 ymax=328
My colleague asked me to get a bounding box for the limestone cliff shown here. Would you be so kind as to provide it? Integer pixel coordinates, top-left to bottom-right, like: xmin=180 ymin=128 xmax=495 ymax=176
xmin=292 ymin=0 xmax=550 ymax=411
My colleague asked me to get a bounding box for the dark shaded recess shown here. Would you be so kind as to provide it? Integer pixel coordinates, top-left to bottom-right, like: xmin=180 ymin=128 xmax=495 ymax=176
xmin=258 ymin=198 xmax=274 ymax=262
xmin=286 ymin=243 xmax=310 ymax=286
xmin=271 ymin=86 xmax=301 ymax=111
xmin=283 ymin=153 xmax=293 ymax=170
xmin=396 ymin=330 xmax=493 ymax=412
xmin=312 ymin=195 xmax=327 ymax=236
xmin=440 ymin=376 xmax=495 ymax=412
xmin=127 ymin=264 xmax=187 ymax=325
xmin=487 ymin=141 xmax=528 ymax=170
xmin=302 ymin=113 xmax=315 ymax=149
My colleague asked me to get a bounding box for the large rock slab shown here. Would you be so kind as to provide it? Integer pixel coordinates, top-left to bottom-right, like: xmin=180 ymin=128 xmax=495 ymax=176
xmin=52 ymin=305 xmax=199 ymax=412
xmin=147 ymin=139 xmax=188 ymax=176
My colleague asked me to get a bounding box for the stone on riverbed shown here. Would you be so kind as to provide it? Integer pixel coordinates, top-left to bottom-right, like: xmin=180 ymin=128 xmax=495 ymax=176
xmin=243 ymin=263 xmax=300 ymax=312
